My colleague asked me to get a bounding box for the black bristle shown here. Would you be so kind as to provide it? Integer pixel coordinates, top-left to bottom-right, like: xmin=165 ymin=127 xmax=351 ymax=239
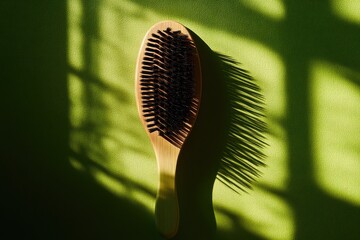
xmin=140 ymin=28 xmax=197 ymax=148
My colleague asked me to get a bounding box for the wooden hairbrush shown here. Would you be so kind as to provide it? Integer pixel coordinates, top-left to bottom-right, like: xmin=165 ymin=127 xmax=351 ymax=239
xmin=135 ymin=21 xmax=201 ymax=238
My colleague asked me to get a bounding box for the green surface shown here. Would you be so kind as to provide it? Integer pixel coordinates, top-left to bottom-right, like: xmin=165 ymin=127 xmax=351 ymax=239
xmin=3 ymin=0 xmax=360 ymax=239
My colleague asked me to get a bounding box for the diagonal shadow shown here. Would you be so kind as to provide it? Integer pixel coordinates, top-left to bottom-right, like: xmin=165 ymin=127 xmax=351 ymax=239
xmin=1 ymin=1 xmax=164 ymax=239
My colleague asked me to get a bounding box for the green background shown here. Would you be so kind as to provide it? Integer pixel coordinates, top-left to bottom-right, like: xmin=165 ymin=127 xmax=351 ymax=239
xmin=2 ymin=0 xmax=360 ymax=239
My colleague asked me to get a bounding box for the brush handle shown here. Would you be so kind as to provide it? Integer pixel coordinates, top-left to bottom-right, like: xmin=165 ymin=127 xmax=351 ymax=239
xmin=152 ymin=136 xmax=180 ymax=238
xmin=155 ymin=174 xmax=179 ymax=238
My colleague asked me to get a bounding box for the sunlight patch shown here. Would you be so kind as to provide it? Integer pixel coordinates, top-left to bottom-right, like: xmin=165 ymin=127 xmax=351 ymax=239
xmin=331 ymin=0 xmax=360 ymax=25
xmin=311 ymin=60 xmax=360 ymax=206
xmin=239 ymin=0 xmax=286 ymax=20
xmin=214 ymin=184 xmax=294 ymax=240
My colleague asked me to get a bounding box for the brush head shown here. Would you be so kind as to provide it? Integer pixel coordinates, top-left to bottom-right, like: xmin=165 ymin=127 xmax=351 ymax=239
xmin=136 ymin=21 xmax=201 ymax=148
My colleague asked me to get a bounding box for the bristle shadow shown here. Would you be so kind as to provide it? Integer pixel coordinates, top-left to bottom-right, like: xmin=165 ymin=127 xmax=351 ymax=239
xmin=215 ymin=53 xmax=267 ymax=193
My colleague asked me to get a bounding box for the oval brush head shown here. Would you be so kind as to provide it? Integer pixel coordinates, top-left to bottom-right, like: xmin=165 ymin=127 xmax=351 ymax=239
xmin=135 ymin=21 xmax=201 ymax=238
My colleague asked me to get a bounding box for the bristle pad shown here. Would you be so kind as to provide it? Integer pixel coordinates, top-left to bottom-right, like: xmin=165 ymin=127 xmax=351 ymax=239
xmin=140 ymin=28 xmax=197 ymax=148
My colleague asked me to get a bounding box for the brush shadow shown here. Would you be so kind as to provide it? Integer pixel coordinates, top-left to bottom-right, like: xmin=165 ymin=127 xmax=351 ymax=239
xmin=215 ymin=53 xmax=267 ymax=193
xmin=174 ymin=32 xmax=224 ymax=240
xmin=173 ymin=30 xmax=266 ymax=239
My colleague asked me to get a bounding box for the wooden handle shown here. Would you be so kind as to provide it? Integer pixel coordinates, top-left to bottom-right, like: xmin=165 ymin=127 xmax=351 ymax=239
xmin=155 ymin=174 xmax=179 ymax=238
xmin=152 ymin=136 xmax=180 ymax=238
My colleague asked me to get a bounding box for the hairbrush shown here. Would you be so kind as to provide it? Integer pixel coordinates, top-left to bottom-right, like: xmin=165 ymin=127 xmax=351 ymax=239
xmin=135 ymin=21 xmax=201 ymax=238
